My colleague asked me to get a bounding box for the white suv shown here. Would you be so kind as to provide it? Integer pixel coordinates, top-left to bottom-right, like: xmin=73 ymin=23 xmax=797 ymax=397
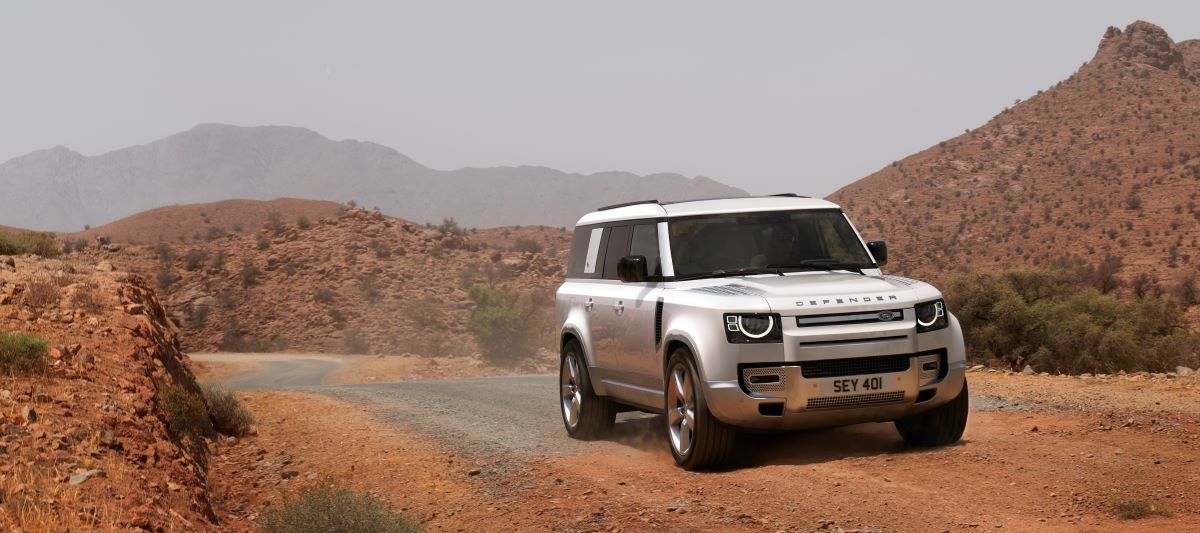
xmin=555 ymin=195 xmax=968 ymax=470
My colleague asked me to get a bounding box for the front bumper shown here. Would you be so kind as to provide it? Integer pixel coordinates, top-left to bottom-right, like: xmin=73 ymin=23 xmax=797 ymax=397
xmin=706 ymin=357 xmax=966 ymax=431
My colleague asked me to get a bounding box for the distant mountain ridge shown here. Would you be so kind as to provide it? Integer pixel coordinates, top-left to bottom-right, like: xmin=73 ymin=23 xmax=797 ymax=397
xmin=0 ymin=124 xmax=747 ymax=231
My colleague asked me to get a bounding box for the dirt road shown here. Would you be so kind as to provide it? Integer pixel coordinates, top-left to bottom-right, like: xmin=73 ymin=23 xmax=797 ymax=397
xmin=204 ymin=355 xmax=1200 ymax=532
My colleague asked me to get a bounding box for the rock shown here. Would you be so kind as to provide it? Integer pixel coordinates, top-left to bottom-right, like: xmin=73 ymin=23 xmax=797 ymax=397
xmin=306 ymin=472 xmax=318 ymax=480
xmin=467 ymin=468 xmax=482 ymax=476
xmin=18 ymin=406 xmax=36 ymax=424
xmin=68 ymin=469 xmax=104 ymax=485
xmin=1176 ymin=366 xmax=1195 ymax=376
xmin=95 ymin=261 xmax=114 ymax=272
xmin=0 ymin=257 xmax=14 ymax=270
xmin=969 ymin=364 xmax=985 ymax=372
xmin=281 ymin=470 xmax=299 ymax=479
xmin=1021 ymin=365 xmax=1035 ymax=375
xmin=123 ymin=304 xmax=144 ymax=315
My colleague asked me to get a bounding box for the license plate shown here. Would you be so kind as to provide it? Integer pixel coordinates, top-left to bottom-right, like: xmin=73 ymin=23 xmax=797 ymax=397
xmin=819 ymin=374 xmax=896 ymax=395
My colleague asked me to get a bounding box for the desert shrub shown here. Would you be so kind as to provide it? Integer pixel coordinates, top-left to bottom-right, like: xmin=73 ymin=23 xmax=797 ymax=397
xmin=211 ymin=250 xmax=226 ymax=270
xmin=157 ymin=385 xmax=213 ymax=438
xmin=21 ymin=277 xmax=61 ymax=314
xmin=328 ymin=308 xmax=345 ymax=327
xmin=510 ymin=236 xmax=543 ymax=254
xmin=358 ymin=273 xmax=380 ymax=302
xmin=0 ymin=332 xmax=48 ymax=374
xmin=183 ymin=249 xmax=208 ymax=271
xmin=436 ymin=217 xmax=466 ymax=237
xmin=296 ymin=216 xmax=311 ymax=230
xmin=154 ymin=243 xmax=175 ymax=263
xmin=206 ymin=226 xmax=227 ymax=242
xmin=0 ymin=232 xmax=60 ymax=258
xmin=343 ymin=328 xmax=370 ymax=354
xmin=258 ymin=484 xmax=418 ymax=533
xmin=402 ymin=298 xmax=447 ymax=355
xmin=369 ymin=240 xmax=391 ymax=259
xmin=947 ymin=262 xmax=1197 ymax=374
xmin=241 ymin=261 xmax=262 ymax=286
xmin=1176 ymin=270 xmax=1200 ymax=306
xmin=71 ymin=281 xmax=109 ymax=315
xmin=466 ymin=285 xmax=544 ymax=365
xmin=1115 ymin=499 xmax=1171 ymax=520
xmin=265 ymin=211 xmax=284 ymax=233
xmin=256 ymin=234 xmax=271 ymax=250
xmin=314 ymin=287 xmax=336 ymax=304
xmin=156 ymin=268 xmax=179 ymax=290
xmin=203 ymin=384 xmax=254 ymax=436
xmin=191 ymin=303 xmax=211 ymax=328
xmin=458 ymin=261 xmax=511 ymax=289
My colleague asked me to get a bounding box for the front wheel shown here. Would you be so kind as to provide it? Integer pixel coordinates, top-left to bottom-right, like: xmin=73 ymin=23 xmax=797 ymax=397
xmin=560 ymin=339 xmax=615 ymax=440
xmin=894 ymin=379 xmax=969 ymax=446
xmin=665 ymin=348 xmax=735 ymax=470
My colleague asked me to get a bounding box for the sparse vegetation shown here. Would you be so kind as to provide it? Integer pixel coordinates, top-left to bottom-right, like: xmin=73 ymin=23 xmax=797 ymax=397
xmin=156 ymin=268 xmax=179 ymax=290
xmin=313 ymin=287 xmax=336 ymax=304
xmin=71 ymin=280 xmax=109 ymax=315
xmin=183 ymin=248 xmax=208 ymax=271
xmin=1115 ymin=499 xmax=1171 ymax=520
xmin=511 ymin=236 xmax=544 ymax=254
xmin=211 ymin=250 xmax=226 ymax=270
xmin=157 ymin=385 xmax=213 ymax=438
xmin=296 ymin=216 xmax=312 ymax=229
xmin=202 ymin=384 xmax=255 ymax=436
xmin=0 ymin=232 xmax=60 ymax=258
xmin=258 ymin=483 xmax=418 ymax=533
xmin=256 ymin=233 xmax=271 ymax=250
xmin=466 ymin=285 xmax=544 ymax=365
xmin=946 ymin=259 xmax=1197 ymax=374
xmin=241 ymin=261 xmax=262 ymax=286
xmin=343 ymin=328 xmax=370 ymax=354
xmin=265 ymin=210 xmax=285 ymax=233
xmin=0 ymin=332 xmax=48 ymax=374
xmin=21 ymin=277 xmax=61 ymax=314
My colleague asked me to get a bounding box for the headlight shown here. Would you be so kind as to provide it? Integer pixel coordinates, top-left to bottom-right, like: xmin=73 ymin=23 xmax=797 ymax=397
xmin=724 ymin=313 xmax=782 ymax=343
xmin=915 ymin=299 xmax=948 ymax=333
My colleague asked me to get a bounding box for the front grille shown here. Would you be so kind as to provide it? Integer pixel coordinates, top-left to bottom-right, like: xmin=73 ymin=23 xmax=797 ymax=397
xmin=800 ymin=354 xmax=911 ymax=378
xmin=807 ymin=391 xmax=905 ymax=410
xmin=795 ymin=309 xmax=905 ymax=328
xmin=742 ymin=367 xmax=786 ymax=393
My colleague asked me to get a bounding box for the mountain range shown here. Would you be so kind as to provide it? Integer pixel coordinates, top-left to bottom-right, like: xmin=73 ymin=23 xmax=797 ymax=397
xmin=0 ymin=124 xmax=745 ymax=232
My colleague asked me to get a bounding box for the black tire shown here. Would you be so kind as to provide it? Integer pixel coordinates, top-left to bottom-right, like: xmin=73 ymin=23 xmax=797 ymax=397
xmin=559 ymin=339 xmax=615 ymax=440
xmin=664 ymin=347 xmax=735 ymax=470
xmin=895 ymin=379 xmax=969 ymax=446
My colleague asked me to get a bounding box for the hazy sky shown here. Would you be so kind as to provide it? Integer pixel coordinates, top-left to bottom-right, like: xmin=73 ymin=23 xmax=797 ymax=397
xmin=3 ymin=2 xmax=1199 ymax=197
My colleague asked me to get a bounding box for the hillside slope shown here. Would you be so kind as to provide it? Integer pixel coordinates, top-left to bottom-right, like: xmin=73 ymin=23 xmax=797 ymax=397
xmin=67 ymin=198 xmax=344 ymax=245
xmin=76 ymin=208 xmax=570 ymax=358
xmin=0 ymin=124 xmax=746 ymax=232
xmin=830 ymin=21 xmax=1200 ymax=287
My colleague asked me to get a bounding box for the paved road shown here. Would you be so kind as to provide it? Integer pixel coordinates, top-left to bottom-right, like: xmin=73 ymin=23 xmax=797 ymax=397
xmin=192 ymin=353 xmax=347 ymax=390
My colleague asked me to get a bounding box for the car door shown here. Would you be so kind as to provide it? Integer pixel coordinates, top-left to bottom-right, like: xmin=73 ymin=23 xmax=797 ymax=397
xmin=596 ymin=221 xmax=664 ymax=407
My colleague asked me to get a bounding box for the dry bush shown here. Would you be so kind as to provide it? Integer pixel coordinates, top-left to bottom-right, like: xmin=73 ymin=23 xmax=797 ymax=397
xmin=259 ymin=484 xmax=417 ymax=533
xmin=0 ymin=231 xmax=60 ymax=257
xmin=157 ymin=385 xmax=212 ymax=438
xmin=203 ymin=384 xmax=254 ymax=436
xmin=21 ymin=277 xmax=61 ymax=314
xmin=71 ymin=281 xmax=110 ymax=315
xmin=1115 ymin=499 xmax=1171 ymax=520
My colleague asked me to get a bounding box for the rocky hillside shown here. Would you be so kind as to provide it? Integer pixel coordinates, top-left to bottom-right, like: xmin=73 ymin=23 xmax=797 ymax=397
xmin=0 ymin=123 xmax=746 ymax=232
xmin=0 ymin=257 xmax=216 ymax=529
xmin=66 ymin=198 xmax=344 ymax=245
xmin=830 ymin=21 xmax=1200 ymax=288
xmin=75 ymin=208 xmax=570 ymax=357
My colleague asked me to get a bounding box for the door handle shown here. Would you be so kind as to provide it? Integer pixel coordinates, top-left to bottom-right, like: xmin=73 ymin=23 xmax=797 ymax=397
xmin=584 ymin=298 xmax=594 ymax=311
xmin=613 ymin=301 xmax=625 ymax=315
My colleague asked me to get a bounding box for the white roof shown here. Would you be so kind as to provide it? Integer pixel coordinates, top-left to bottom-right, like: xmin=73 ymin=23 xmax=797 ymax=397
xmin=575 ymin=196 xmax=840 ymax=226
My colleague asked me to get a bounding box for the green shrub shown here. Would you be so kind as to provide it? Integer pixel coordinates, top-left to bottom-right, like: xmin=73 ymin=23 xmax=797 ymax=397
xmin=466 ymin=285 xmax=542 ymax=365
xmin=1115 ymin=499 xmax=1171 ymax=519
xmin=946 ymin=262 xmax=1197 ymax=374
xmin=0 ymin=332 xmax=48 ymax=374
xmin=183 ymin=249 xmax=208 ymax=271
xmin=203 ymin=384 xmax=254 ymax=436
xmin=0 ymin=232 xmax=61 ymax=258
xmin=256 ymin=234 xmax=271 ymax=251
xmin=211 ymin=250 xmax=226 ymax=270
xmin=259 ymin=484 xmax=418 ymax=533
xmin=157 ymin=385 xmax=213 ymax=438
xmin=296 ymin=216 xmax=311 ymax=230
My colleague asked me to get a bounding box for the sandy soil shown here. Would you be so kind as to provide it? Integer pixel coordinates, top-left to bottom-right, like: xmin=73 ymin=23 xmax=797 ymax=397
xmin=205 ymin=362 xmax=1200 ymax=532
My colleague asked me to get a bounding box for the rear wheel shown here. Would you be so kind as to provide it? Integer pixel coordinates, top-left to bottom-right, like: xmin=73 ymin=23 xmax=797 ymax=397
xmin=665 ymin=348 xmax=735 ymax=470
xmin=560 ymin=339 xmax=615 ymax=440
xmin=895 ymin=379 xmax=969 ymax=446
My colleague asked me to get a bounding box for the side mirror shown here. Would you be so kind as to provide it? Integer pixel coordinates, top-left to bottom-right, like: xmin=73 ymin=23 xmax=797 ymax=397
xmin=617 ymin=255 xmax=648 ymax=283
xmin=867 ymin=241 xmax=887 ymax=266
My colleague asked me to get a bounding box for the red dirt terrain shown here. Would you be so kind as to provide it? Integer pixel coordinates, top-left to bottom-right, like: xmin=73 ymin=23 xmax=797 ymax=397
xmin=204 ymin=367 xmax=1200 ymax=532
xmin=75 ymin=207 xmax=570 ymax=357
xmin=0 ymin=257 xmax=217 ymax=530
xmin=830 ymin=21 xmax=1200 ymax=287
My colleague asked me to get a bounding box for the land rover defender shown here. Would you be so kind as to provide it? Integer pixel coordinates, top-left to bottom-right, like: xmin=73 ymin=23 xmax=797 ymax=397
xmin=555 ymin=195 xmax=968 ymax=470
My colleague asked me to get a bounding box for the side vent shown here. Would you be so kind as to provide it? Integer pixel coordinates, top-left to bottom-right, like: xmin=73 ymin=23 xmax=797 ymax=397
xmin=654 ymin=299 xmax=665 ymax=347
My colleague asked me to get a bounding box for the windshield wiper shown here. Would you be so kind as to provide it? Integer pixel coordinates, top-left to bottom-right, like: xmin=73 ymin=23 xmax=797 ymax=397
xmin=765 ymin=260 xmax=869 ymax=275
xmin=675 ymin=266 xmax=783 ymax=281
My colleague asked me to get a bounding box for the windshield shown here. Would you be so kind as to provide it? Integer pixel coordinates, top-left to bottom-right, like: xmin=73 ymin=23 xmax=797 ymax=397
xmin=668 ymin=209 xmax=875 ymax=279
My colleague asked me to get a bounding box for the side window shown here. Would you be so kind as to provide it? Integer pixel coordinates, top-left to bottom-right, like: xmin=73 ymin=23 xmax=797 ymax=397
xmin=567 ymin=225 xmax=606 ymax=279
xmin=583 ymin=227 xmax=605 ymax=275
xmin=629 ymin=224 xmax=661 ymax=278
xmin=601 ymin=225 xmax=632 ymax=280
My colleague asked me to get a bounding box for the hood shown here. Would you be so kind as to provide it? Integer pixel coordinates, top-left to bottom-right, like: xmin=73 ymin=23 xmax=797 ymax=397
xmin=680 ymin=272 xmax=941 ymax=314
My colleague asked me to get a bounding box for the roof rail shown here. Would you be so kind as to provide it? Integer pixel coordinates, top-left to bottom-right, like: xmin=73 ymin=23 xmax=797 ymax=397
xmin=597 ymin=199 xmax=660 ymax=211
xmin=768 ymin=193 xmax=810 ymax=198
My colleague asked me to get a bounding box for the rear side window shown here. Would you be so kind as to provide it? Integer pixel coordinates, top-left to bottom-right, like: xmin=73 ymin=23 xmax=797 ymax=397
xmin=601 ymin=225 xmax=633 ymax=280
xmin=567 ymin=225 xmax=606 ymax=279
xmin=629 ymin=223 xmax=661 ymax=277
